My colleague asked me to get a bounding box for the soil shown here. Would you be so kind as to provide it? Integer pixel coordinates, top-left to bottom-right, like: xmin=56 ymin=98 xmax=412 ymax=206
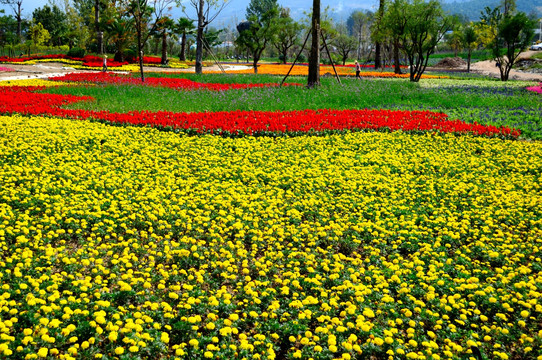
xmin=434 ymin=57 xmax=467 ymax=68
xmin=430 ymin=50 xmax=542 ymax=82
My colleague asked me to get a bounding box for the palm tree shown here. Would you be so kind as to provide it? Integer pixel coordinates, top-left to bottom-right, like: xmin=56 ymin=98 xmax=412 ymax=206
xmin=175 ymin=17 xmax=195 ymax=61
xmin=106 ymin=17 xmax=135 ymax=62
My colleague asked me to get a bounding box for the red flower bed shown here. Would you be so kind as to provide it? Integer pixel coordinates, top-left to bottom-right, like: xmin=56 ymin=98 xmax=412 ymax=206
xmin=49 ymin=72 xmax=299 ymax=91
xmin=0 ymin=85 xmax=520 ymax=139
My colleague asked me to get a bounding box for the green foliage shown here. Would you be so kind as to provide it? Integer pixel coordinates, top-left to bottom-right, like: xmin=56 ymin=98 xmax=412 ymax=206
xmin=67 ymin=47 xmax=86 ymax=58
xmin=272 ymin=9 xmax=301 ymax=64
xmin=32 ymin=4 xmax=68 ymax=46
xmin=236 ymin=0 xmax=280 ymax=73
xmin=383 ymin=0 xmax=452 ymax=82
xmin=492 ymin=11 xmax=536 ymax=80
xmin=30 ymin=22 xmax=51 ymax=46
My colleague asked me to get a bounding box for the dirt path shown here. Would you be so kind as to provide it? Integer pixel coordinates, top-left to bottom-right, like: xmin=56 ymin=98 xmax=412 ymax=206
xmin=0 ymin=62 xmax=252 ymax=82
xmin=469 ymin=50 xmax=542 ymax=82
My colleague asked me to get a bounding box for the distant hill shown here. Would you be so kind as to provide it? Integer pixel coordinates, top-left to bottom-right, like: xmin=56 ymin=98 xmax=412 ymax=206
xmin=442 ymin=0 xmax=542 ymax=21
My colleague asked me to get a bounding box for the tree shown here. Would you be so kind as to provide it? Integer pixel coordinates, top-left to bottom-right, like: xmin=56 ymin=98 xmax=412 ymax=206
xmin=391 ymin=0 xmax=451 ymax=82
xmin=333 ymin=23 xmax=357 ymax=65
xmin=272 ymin=8 xmax=300 ymax=64
xmin=184 ymin=0 xmax=229 ymax=74
xmin=61 ymin=0 xmax=91 ymax=49
xmin=123 ymin=0 xmax=175 ymax=81
xmin=32 ymin=4 xmax=68 ymax=46
xmin=462 ymin=24 xmax=477 ymax=72
xmin=0 ymin=0 xmax=23 ymax=42
xmin=235 ymin=0 xmax=279 ymax=73
xmin=151 ymin=16 xmax=175 ymax=64
xmin=378 ymin=0 xmax=407 ymax=74
xmin=347 ymin=10 xmax=373 ymax=61
xmin=492 ymin=11 xmax=535 ymax=81
xmin=175 ymin=17 xmax=194 ymax=61
xmin=30 ymin=22 xmax=50 ymax=47
xmin=0 ymin=11 xmax=18 ymax=45
xmin=105 ymin=16 xmax=134 ymax=61
xmin=307 ymin=0 xmax=320 ymax=87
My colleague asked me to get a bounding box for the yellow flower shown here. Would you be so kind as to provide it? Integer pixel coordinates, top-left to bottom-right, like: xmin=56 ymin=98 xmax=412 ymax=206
xmin=37 ymin=348 xmax=48 ymax=358
xmin=114 ymin=347 xmax=124 ymax=355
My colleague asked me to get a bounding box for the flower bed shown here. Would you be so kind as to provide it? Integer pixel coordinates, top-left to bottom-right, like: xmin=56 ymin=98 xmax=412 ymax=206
xmin=0 ymin=54 xmax=189 ymax=70
xmin=48 ymin=72 xmax=299 ymax=91
xmin=205 ymin=63 xmax=448 ymax=79
xmin=0 ymin=84 xmax=519 ymax=139
xmin=526 ymin=83 xmax=542 ymax=94
xmin=0 ymin=114 xmax=540 ymax=359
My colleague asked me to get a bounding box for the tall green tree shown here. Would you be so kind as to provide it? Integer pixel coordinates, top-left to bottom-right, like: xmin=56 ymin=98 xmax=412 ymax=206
xmin=492 ymin=11 xmax=535 ymax=81
xmin=0 ymin=0 xmax=23 ymax=42
xmin=235 ymin=0 xmax=279 ymax=73
xmin=462 ymin=24 xmax=478 ymax=72
xmin=389 ymin=0 xmax=451 ymax=82
xmin=333 ymin=23 xmax=357 ymax=65
xmin=32 ymin=4 xmax=68 ymax=46
xmin=272 ymin=7 xmax=300 ymax=64
xmin=347 ymin=10 xmax=373 ymax=61
xmin=0 ymin=11 xmax=18 ymax=45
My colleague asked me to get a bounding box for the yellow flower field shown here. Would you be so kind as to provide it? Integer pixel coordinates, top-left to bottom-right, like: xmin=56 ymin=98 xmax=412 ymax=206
xmin=0 ymin=115 xmax=541 ymax=359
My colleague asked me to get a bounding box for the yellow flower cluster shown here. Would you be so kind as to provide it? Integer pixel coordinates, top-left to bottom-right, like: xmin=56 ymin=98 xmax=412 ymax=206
xmin=0 ymin=79 xmax=73 ymax=87
xmin=70 ymin=60 xmax=189 ymax=72
xmin=0 ymin=114 xmax=541 ymax=359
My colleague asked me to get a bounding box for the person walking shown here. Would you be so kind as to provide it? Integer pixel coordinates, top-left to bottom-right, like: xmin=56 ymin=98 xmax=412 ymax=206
xmin=355 ymin=60 xmax=361 ymax=79
xmin=102 ymin=54 xmax=108 ymax=72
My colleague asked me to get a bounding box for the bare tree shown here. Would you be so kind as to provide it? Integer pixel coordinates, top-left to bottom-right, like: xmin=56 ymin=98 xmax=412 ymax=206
xmin=182 ymin=0 xmax=229 ymax=74
xmin=0 ymin=0 xmax=23 ymax=42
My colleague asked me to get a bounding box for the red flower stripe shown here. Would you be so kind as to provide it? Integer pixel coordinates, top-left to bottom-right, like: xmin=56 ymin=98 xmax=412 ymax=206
xmin=0 ymin=86 xmax=520 ymax=139
xmin=49 ymin=72 xmax=299 ymax=91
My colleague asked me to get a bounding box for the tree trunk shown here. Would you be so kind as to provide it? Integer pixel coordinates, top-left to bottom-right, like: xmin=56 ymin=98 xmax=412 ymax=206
xmin=393 ymin=38 xmax=401 ymax=74
xmin=375 ymin=43 xmax=381 ymax=69
xmin=161 ymin=32 xmax=168 ymax=65
xmin=467 ymin=49 xmax=471 ymax=73
xmin=253 ymin=57 xmax=258 ymax=73
xmin=95 ymin=0 xmax=102 ymax=54
xmin=16 ymin=2 xmax=22 ymax=43
xmin=137 ymin=29 xmax=145 ymax=82
xmin=195 ymin=0 xmax=205 ymax=74
xmin=374 ymin=0 xmax=385 ymax=69
xmin=180 ymin=33 xmax=187 ymax=61
xmin=307 ymin=0 xmax=320 ymax=88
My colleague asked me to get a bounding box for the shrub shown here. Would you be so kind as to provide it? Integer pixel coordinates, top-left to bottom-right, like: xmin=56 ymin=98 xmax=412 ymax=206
xmin=67 ymin=47 xmax=86 ymax=58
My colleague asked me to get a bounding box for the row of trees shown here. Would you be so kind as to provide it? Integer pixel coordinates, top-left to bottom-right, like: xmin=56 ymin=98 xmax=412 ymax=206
xmin=0 ymin=0 xmax=538 ymax=82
